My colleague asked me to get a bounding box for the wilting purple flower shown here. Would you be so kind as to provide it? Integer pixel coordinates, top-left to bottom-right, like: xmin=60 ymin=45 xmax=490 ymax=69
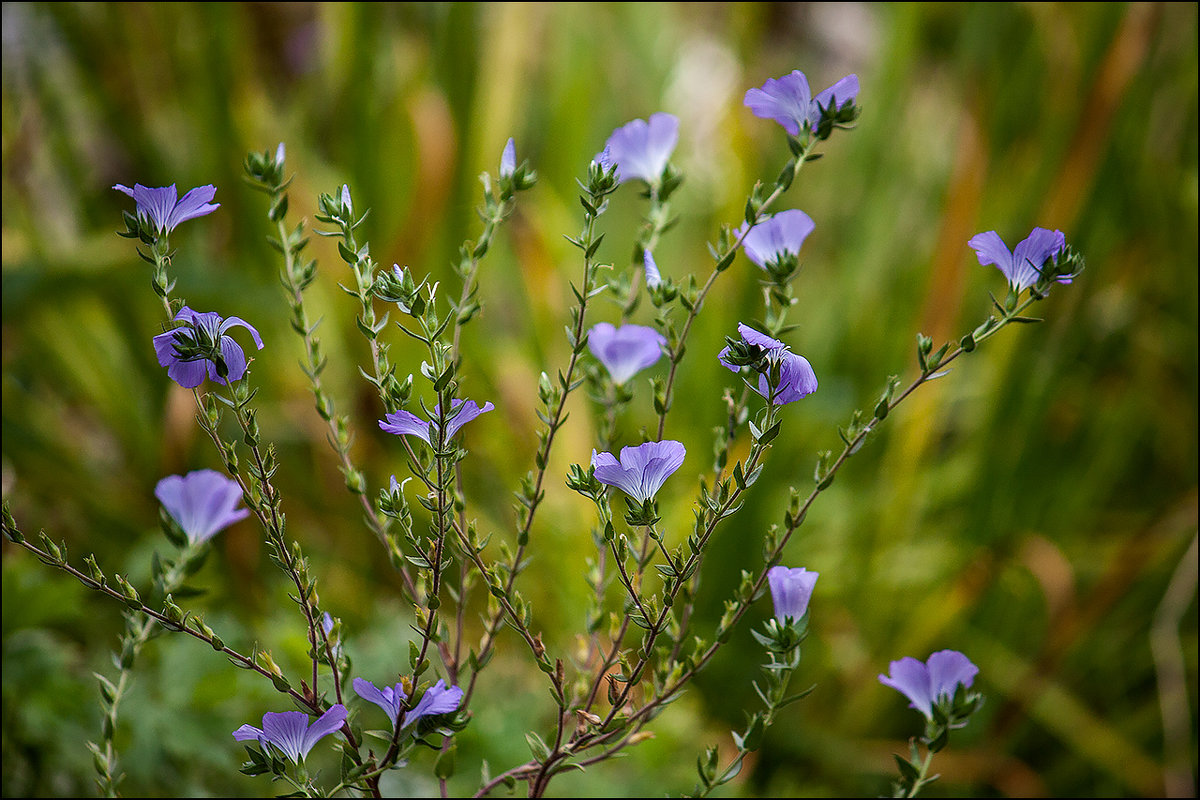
xmin=500 ymin=137 xmax=516 ymax=178
xmin=232 ymin=704 xmax=347 ymax=764
xmin=879 ymin=650 xmax=979 ymax=720
xmin=767 ymin=566 xmax=818 ymax=622
xmin=588 ymin=322 xmax=666 ymax=385
xmin=740 ymin=209 xmax=816 ymax=269
xmin=719 ymin=323 xmax=817 ymax=405
xmin=152 ymin=307 xmax=264 ymax=388
xmin=643 ymin=250 xmax=662 ymax=289
xmin=744 ymin=71 xmax=859 ymax=136
xmin=113 ymin=183 xmax=219 ymax=235
xmin=598 ymin=112 xmax=679 ymax=185
xmin=591 ymin=440 xmax=685 ymax=503
xmin=967 ymin=228 xmax=1068 ymax=292
xmin=154 ymin=469 xmax=248 ymax=544
xmin=379 ymin=399 xmax=494 ymax=444
xmin=354 ymin=677 xmax=463 ymax=731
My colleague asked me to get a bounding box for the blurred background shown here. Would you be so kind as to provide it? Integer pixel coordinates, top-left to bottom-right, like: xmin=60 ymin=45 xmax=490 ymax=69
xmin=2 ymin=3 xmax=1196 ymax=797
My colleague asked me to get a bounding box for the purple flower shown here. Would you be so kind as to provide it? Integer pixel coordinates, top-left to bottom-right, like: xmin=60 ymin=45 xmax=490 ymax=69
xmin=740 ymin=210 xmax=815 ymax=269
xmin=500 ymin=137 xmax=516 ymax=179
xmin=744 ymin=71 xmax=859 ymax=136
xmin=643 ymin=250 xmax=662 ymax=289
xmin=113 ymin=183 xmax=219 ymax=236
xmin=878 ymin=650 xmax=979 ymax=721
xmin=152 ymin=307 xmax=264 ymax=388
xmin=354 ymin=677 xmax=463 ymax=731
xmin=591 ymin=440 xmax=685 ymax=503
xmin=767 ymin=566 xmax=818 ymax=622
xmin=378 ymin=399 xmax=494 ymax=444
xmin=154 ymin=469 xmax=248 ymax=544
xmin=598 ymin=112 xmax=679 ymax=185
xmin=588 ymin=322 xmax=666 ymax=385
xmin=967 ymin=228 xmax=1068 ymax=292
xmin=232 ymin=704 xmax=347 ymax=764
xmin=719 ymin=324 xmax=818 ymax=405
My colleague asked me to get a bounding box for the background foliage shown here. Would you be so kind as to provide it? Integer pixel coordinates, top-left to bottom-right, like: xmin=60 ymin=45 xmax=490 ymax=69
xmin=2 ymin=3 xmax=1196 ymax=797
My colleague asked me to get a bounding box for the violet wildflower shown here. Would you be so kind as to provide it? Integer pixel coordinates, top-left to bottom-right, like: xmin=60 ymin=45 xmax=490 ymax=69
xmin=500 ymin=137 xmax=517 ymax=179
xmin=967 ymin=228 xmax=1068 ymax=292
xmin=591 ymin=440 xmax=685 ymax=503
xmin=643 ymin=250 xmax=662 ymax=289
xmin=232 ymin=704 xmax=347 ymax=764
xmin=152 ymin=307 xmax=264 ymax=388
xmin=878 ymin=650 xmax=979 ymax=721
xmin=719 ymin=323 xmax=817 ymax=405
xmin=767 ymin=566 xmax=818 ymax=623
xmin=587 ymin=322 xmax=666 ymax=385
xmin=744 ymin=71 xmax=859 ymax=136
xmin=154 ymin=469 xmax=248 ymax=545
xmin=598 ymin=112 xmax=679 ymax=185
xmin=354 ymin=677 xmax=463 ymax=731
xmin=379 ymin=399 xmax=494 ymax=444
xmin=113 ymin=183 xmax=219 ymax=236
xmin=740 ymin=209 xmax=815 ymax=270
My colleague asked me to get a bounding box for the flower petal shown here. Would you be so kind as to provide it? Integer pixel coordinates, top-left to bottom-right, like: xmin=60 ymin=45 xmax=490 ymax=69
xmin=588 ymin=323 xmax=665 ymax=385
xmin=166 ymin=184 xmax=219 ymax=231
xmin=767 ymin=566 xmax=818 ymax=621
xmin=967 ymin=231 xmax=1015 ymax=284
xmin=259 ymin=711 xmax=310 ymax=763
xmin=232 ymin=723 xmax=265 ymax=743
xmin=445 ymin=399 xmax=495 ymax=439
xmin=744 ymin=71 xmax=812 ymax=136
xmin=812 ymin=74 xmax=860 ymax=124
xmin=926 ymin=650 xmax=978 ymax=701
xmin=299 ymin=704 xmax=348 ymax=759
xmin=380 ymin=409 xmax=432 ymax=443
xmin=217 ymin=337 xmax=248 ymax=384
xmin=1010 ymin=227 xmax=1066 ymax=290
xmin=354 ymin=678 xmax=403 ymax=727
xmin=742 ymin=210 xmax=815 ymax=269
xmin=500 ymin=138 xmax=516 ymax=178
xmin=878 ymin=657 xmax=934 ymax=719
xmin=403 ymin=680 xmax=463 ymax=729
xmin=132 ymin=184 xmax=179 ymax=233
xmin=220 ymin=316 xmax=265 ymax=350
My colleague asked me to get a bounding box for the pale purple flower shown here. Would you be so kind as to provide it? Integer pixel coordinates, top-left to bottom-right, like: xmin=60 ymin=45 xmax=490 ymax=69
xmin=744 ymin=71 xmax=859 ymax=136
xmin=113 ymin=183 xmax=219 ymax=235
xmin=379 ymin=399 xmax=494 ymax=444
xmin=598 ymin=112 xmax=679 ymax=185
xmin=591 ymin=440 xmax=685 ymax=503
xmin=740 ymin=209 xmax=816 ymax=269
xmin=354 ymin=677 xmax=463 ymax=731
xmin=152 ymin=307 xmax=264 ymax=388
xmin=643 ymin=250 xmax=662 ymax=289
xmin=500 ymin=138 xmax=516 ymax=179
xmin=154 ymin=469 xmax=248 ymax=545
xmin=340 ymin=184 xmax=352 ymax=214
xmin=232 ymin=704 xmax=347 ymax=764
xmin=275 ymin=142 xmax=286 ymax=166
xmin=879 ymin=650 xmax=979 ymax=721
xmin=767 ymin=566 xmax=818 ymax=622
xmin=588 ymin=322 xmax=666 ymax=385
xmin=719 ymin=323 xmax=818 ymax=405
xmin=967 ymin=228 xmax=1068 ymax=292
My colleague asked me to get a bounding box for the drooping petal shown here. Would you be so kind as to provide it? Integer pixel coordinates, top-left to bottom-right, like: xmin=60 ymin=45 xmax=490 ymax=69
xmin=354 ymin=678 xmax=404 ymax=727
xmin=767 ymin=566 xmax=819 ymax=622
xmin=588 ymin=322 xmax=666 ymax=385
xmin=967 ymin=231 xmax=1015 ymax=284
xmin=220 ymin=316 xmax=265 ymax=351
xmin=166 ymin=184 xmax=219 ymax=231
xmin=215 ymin=336 xmax=248 ymax=384
xmin=299 ymin=704 xmax=348 ymax=759
xmin=878 ymin=657 xmax=934 ymax=719
xmin=232 ymin=723 xmax=266 ymax=743
xmin=379 ymin=409 xmax=432 ymax=443
xmin=500 ymin=138 xmax=516 ymax=178
xmin=403 ymin=680 xmax=463 ymax=729
xmin=759 ymin=351 xmax=819 ymax=405
xmin=259 ymin=711 xmax=310 ymax=763
xmin=926 ymin=650 xmax=978 ymax=701
xmin=744 ymin=71 xmax=812 ymax=136
xmin=444 ymin=399 xmax=495 ymax=439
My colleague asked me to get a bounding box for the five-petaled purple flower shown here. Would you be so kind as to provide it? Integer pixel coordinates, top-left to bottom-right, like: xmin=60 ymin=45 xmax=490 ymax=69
xmin=588 ymin=322 xmax=666 ymax=385
xmin=232 ymin=704 xmax=347 ymax=764
xmin=967 ymin=228 xmax=1068 ymax=292
xmin=155 ymin=469 xmax=248 ymax=545
xmin=740 ymin=209 xmax=816 ymax=270
xmin=354 ymin=677 xmax=464 ymax=731
xmin=719 ymin=323 xmax=818 ymax=405
xmin=598 ymin=112 xmax=679 ymax=185
xmin=591 ymin=440 xmax=685 ymax=503
xmin=379 ymin=399 xmax=494 ymax=444
xmin=114 ymin=183 xmax=219 ymax=236
xmin=500 ymin=138 xmax=517 ymax=179
xmin=878 ymin=650 xmax=979 ymax=721
xmin=767 ymin=566 xmax=818 ymax=623
xmin=744 ymin=71 xmax=859 ymax=136
xmin=152 ymin=307 xmax=264 ymax=388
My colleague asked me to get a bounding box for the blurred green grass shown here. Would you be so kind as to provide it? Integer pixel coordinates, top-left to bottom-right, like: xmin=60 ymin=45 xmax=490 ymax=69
xmin=2 ymin=3 xmax=1196 ymax=797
